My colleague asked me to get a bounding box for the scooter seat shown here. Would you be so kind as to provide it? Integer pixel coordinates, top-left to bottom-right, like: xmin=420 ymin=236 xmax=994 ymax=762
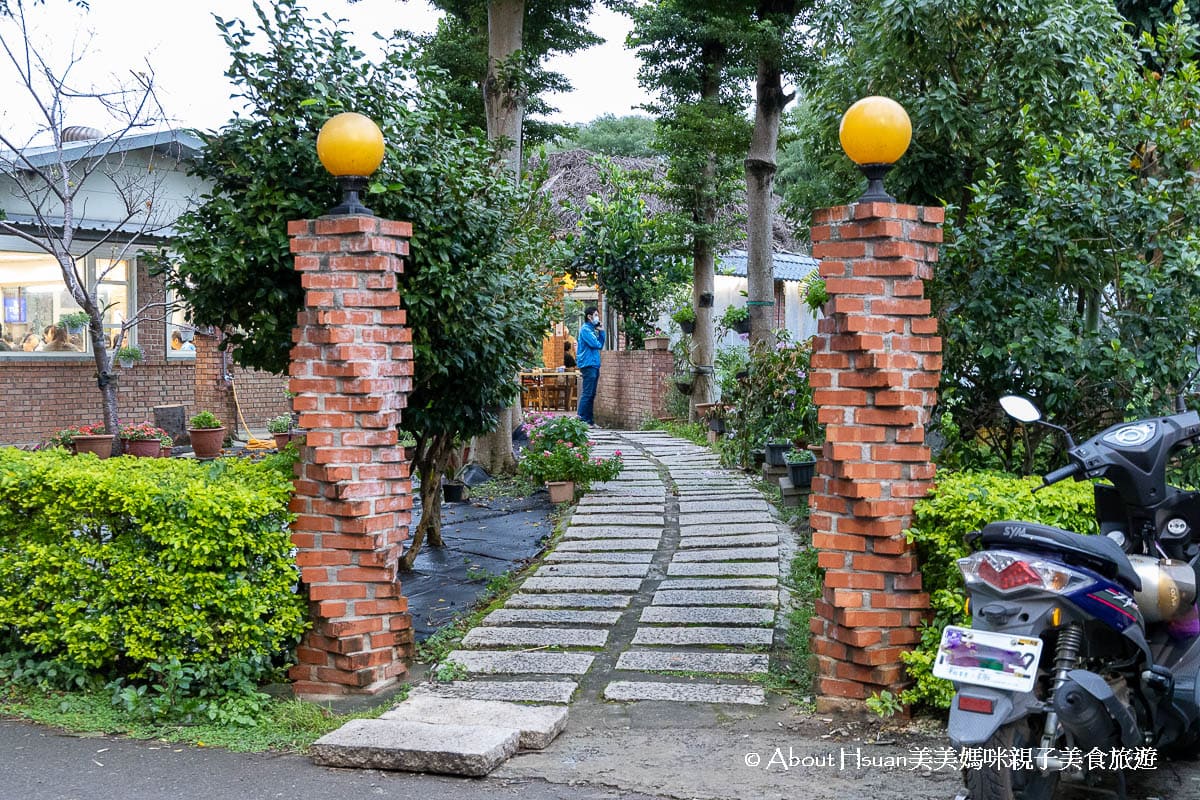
xmin=980 ymin=521 xmax=1142 ymax=591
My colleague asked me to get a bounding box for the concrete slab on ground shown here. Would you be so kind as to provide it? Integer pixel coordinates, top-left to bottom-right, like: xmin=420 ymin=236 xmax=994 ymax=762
xmin=534 ymin=563 xmax=651 ymax=578
xmin=483 ymin=609 xmax=623 ymax=626
xmin=666 ymin=561 xmax=779 ymax=577
xmin=630 ymin=626 xmax=773 ymax=647
xmin=444 ymin=650 xmax=596 ymax=675
xmin=651 ymin=589 xmax=778 ymax=607
xmin=422 ymin=680 xmax=579 ymax=704
xmin=614 ymin=650 xmax=769 ymax=674
xmin=638 ymin=606 xmax=775 ymax=625
xmin=310 ymin=719 xmax=519 ymax=776
xmin=462 ymin=626 xmax=609 ymax=649
xmin=521 ymin=577 xmax=644 ymax=593
xmin=603 ymin=680 xmax=765 ymax=706
xmin=671 ymin=547 xmax=780 ymax=562
xmin=382 ymin=692 xmax=568 ymax=750
xmin=505 ymin=592 xmax=633 ymax=608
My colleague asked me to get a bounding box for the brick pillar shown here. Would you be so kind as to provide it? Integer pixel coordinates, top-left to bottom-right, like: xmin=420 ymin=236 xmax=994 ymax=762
xmin=807 ymin=201 xmax=943 ymax=711
xmin=286 ymin=215 xmax=415 ymax=697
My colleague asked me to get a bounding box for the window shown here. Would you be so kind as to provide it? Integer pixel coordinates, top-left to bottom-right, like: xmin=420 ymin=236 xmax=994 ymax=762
xmin=165 ymin=287 xmax=196 ymax=359
xmin=0 ymin=248 xmax=135 ymax=357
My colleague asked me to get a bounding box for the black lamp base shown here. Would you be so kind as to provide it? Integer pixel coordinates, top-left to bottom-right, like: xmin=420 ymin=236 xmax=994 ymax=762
xmin=327 ymin=175 xmax=374 ymax=216
xmin=857 ymin=163 xmax=896 ymax=203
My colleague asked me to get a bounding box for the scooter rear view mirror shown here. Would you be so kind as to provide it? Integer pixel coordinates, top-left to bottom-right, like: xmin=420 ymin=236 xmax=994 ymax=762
xmin=1000 ymin=395 xmax=1041 ymax=424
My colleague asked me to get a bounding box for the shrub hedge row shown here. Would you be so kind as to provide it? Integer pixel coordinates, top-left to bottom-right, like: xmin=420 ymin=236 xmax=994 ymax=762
xmin=0 ymin=448 xmax=307 ymax=713
xmin=901 ymin=470 xmax=1098 ymax=708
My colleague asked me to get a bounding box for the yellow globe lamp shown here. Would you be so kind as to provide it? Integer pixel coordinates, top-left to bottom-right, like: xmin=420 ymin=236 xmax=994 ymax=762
xmin=838 ymin=96 xmax=912 ymax=202
xmin=316 ymin=112 xmax=386 ymax=215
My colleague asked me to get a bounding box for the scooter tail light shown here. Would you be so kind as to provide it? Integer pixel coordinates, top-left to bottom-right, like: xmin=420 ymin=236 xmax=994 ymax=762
xmin=957 ymin=551 xmax=1089 ymax=595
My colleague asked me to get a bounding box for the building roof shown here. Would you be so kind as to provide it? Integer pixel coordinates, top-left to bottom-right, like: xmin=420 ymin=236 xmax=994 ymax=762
xmin=1 ymin=129 xmax=203 ymax=173
xmin=716 ymin=249 xmax=818 ymax=283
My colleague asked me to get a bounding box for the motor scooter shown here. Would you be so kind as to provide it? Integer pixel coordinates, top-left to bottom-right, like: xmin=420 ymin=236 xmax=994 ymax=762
xmin=943 ymin=371 xmax=1200 ymax=800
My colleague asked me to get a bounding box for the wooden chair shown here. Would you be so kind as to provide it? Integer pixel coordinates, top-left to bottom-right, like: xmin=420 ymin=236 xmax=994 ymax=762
xmin=520 ymin=373 xmax=544 ymax=411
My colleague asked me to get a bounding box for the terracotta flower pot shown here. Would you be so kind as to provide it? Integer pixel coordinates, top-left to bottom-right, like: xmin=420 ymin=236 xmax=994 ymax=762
xmin=188 ymin=426 xmax=226 ymax=459
xmin=123 ymin=438 xmax=161 ymax=458
xmin=644 ymin=335 xmax=669 ymax=351
xmin=273 ymin=433 xmax=291 ymax=450
xmin=72 ymin=434 xmax=114 ymax=459
xmin=546 ymin=480 xmax=575 ymax=504
xmin=160 ymin=445 xmax=172 ymax=458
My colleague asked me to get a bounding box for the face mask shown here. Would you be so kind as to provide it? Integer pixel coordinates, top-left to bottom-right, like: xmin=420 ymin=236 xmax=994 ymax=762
xmin=589 ymin=315 xmax=598 ymax=325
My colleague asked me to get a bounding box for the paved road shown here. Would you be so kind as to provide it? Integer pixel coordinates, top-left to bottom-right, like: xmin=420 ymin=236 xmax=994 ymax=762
xmin=0 ymin=719 xmax=667 ymax=800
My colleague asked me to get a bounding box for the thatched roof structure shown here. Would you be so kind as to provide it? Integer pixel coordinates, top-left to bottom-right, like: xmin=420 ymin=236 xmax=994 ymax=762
xmin=532 ymin=148 xmax=804 ymax=253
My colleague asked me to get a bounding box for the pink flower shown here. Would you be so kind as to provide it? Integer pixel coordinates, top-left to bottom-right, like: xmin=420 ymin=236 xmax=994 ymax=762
xmin=614 ymin=449 xmax=622 ymax=456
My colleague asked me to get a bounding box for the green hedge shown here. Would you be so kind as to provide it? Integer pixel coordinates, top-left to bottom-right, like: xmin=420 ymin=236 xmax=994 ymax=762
xmin=0 ymin=449 xmax=307 ymax=716
xmin=901 ymin=470 xmax=1097 ymax=708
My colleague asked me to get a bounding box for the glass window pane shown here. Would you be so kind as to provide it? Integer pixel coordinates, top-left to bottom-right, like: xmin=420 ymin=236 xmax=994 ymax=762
xmin=0 ymin=250 xmax=84 ymax=355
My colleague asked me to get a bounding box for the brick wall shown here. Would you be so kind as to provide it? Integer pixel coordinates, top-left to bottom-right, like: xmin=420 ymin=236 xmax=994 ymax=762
xmin=0 ymin=262 xmax=285 ymax=446
xmin=594 ymin=349 xmax=674 ymax=429
xmin=807 ymin=200 xmax=943 ymax=712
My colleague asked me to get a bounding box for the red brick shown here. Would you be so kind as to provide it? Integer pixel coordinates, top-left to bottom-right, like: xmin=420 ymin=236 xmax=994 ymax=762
xmin=813 ymin=532 xmax=868 ymax=552
xmin=812 ymin=240 xmax=868 ymax=259
xmin=817 ymin=677 xmax=868 ymax=700
xmin=853 ymin=202 xmax=918 ymax=221
xmin=851 ymin=554 xmax=917 ymax=573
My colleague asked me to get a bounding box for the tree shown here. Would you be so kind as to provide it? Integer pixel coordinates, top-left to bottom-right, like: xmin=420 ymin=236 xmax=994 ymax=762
xmin=788 ymin=0 xmax=1131 ymax=215
xmin=0 ymin=0 xmax=180 ymax=447
xmin=166 ymin=0 xmax=556 ymax=569
xmin=942 ymin=13 xmax=1200 ymax=465
xmin=554 ymin=114 xmax=658 ymax=157
xmin=626 ymin=0 xmax=750 ymax=418
xmin=741 ymin=0 xmax=808 ymax=348
xmin=566 ymin=157 xmax=688 ymax=347
xmin=409 ymin=0 xmax=605 ymax=166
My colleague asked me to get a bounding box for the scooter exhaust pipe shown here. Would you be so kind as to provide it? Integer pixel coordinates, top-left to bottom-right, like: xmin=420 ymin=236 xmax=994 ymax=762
xmin=1052 ymin=670 xmax=1141 ymax=748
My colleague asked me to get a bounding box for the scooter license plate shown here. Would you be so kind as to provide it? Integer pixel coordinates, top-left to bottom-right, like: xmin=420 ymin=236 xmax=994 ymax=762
xmin=932 ymin=626 xmax=1043 ymax=693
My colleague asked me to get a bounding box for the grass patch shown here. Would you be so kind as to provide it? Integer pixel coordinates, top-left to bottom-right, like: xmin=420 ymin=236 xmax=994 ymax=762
xmin=640 ymin=418 xmax=708 ymax=447
xmin=0 ymin=683 xmax=395 ymax=753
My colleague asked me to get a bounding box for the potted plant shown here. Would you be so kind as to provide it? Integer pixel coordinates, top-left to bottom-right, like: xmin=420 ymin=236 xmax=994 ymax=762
xmin=442 ymin=477 xmax=468 ymax=503
xmin=674 ymin=377 xmax=694 ymax=395
xmin=518 ymin=428 xmax=623 ymax=502
xmin=120 ymin=421 xmax=168 ymax=457
xmin=644 ymin=327 xmax=669 ymax=350
xmin=160 ymin=432 xmax=174 ymax=458
xmin=58 ymin=310 xmax=90 ymax=335
xmin=116 ymin=344 xmax=143 ymax=369
xmin=671 ymin=305 xmax=696 ymax=335
xmin=701 ymin=403 xmax=729 ymax=433
xmin=267 ymin=414 xmax=292 ymax=450
xmin=48 ymin=426 xmax=82 ymax=452
xmin=764 ymin=437 xmax=793 ymax=466
xmin=70 ymin=423 xmax=114 ymax=458
xmin=785 ymin=448 xmax=817 ymax=488
xmin=720 ymin=305 xmax=751 ymax=335
xmin=188 ymin=410 xmax=226 ymax=459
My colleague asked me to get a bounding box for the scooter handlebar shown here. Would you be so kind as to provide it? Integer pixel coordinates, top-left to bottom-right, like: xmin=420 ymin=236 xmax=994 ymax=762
xmin=1042 ymin=463 xmax=1082 ymax=487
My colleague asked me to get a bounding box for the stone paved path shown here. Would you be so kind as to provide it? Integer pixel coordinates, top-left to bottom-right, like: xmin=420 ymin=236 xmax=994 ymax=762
xmin=438 ymin=429 xmax=783 ymax=708
xmin=314 ymin=429 xmax=790 ymax=774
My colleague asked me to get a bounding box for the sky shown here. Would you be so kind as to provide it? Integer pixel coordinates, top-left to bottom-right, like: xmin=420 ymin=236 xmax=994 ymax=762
xmin=0 ymin=0 xmax=653 ymax=143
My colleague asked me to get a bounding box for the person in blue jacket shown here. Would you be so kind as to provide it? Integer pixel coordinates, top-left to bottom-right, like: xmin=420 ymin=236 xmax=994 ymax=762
xmin=576 ymin=306 xmax=605 ymax=425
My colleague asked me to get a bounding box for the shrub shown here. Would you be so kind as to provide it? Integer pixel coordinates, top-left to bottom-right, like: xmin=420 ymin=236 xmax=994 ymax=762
xmin=189 ymin=410 xmax=222 ymax=429
xmin=0 ymin=449 xmax=307 ymax=718
xmin=900 ymin=470 xmax=1097 ymax=708
xmin=523 ymin=413 xmax=590 ymax=451
xmin=116 ymin=345 xmax=143 ymax=363
xmin=118 ymin=422 xmax=169 ymax=441
xmin=721 ymin=332 xmax=818 ymax=467
xmin=519 ymin=444 xmax=623 ymax=486
xmin=267 ymin=414 xmax=292 ymax=434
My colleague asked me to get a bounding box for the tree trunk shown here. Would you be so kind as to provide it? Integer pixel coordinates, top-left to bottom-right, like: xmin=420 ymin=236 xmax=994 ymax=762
xmin=474 ymin=402 xmax=519 ymax=475
xmin=400 ymin=434 xmax=453 ymax=571
xmin=745 ymin=53 xmax=791 ymax=349
xmin=485 ymin=0 xmax=526 ymax=173
xmin=476 ymin=0 xmax=526 ymax=465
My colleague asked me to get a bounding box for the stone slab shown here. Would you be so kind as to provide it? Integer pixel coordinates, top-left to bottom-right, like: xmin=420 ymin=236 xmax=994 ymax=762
xmin=505 ymin=593 xmax=632 ymax=609
xmin=310 ymin=719 xmax=518 ymax=776
xmin=677 ymin=501 xmax=772 ymax=514
xmin=639 ymin=606 xmax=775 ymax=625
xmin=563 ymin=526 xmax=663 ymax=540
xmin=383 ymin=692 xmax=568 ymax=750
xmin=587 ymin=485 xmax=665 ymax=496
xmin=679 ymin=513 xmax=775 ymax=527
xmin=554 ymin=539 xmax=660 ymax=552
xmin=544 ymin=551 xmax=654 ymax=564
xmin=673 ymin=523 xmax=779 ymax=536
xmin=672 ymin=547 xmax=779 ymax=562
xmin=631 ymin=626 xmax=774 ymax=646
xmin=535 ymin=563 xmax=650 ymax=578
xmin=483 ymin=609 xmax=623 ymax=626
xmin=568 ymin=514 xmax=664 ymax=527
xmin=603 ymin=680 xmax=766 ymax=706
xmin=462 ymin=626 xmax=609 ymax=648
xmin=444 ymin=650 xmax=596 ymax=675
xmin=615 ymin=650 xmax=769 ymax=674
xmin=678 ymin=534 xmax=777 ymax=549
xmin=666 ymin=561 xmax=778 ymax=577
xmin=425 ymin=680 xmax=578 ymax=704
xmin=658 ymin=578 xmax=778 ymax=590
xmin=576 ymin=499 xmax=665 ymax=510
xmin=521 ymin=577 xmax=644 ymax=593
xmin=652 ymin=589 xmax=778 ymax=607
